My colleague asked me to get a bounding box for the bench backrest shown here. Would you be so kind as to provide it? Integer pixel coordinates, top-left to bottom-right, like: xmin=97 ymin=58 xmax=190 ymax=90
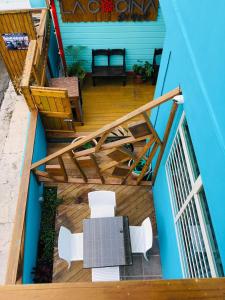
xmin=92 ymin=48 xmax=126 ymax=70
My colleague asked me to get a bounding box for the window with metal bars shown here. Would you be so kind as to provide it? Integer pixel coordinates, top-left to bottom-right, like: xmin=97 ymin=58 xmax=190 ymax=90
xmin=166 ymin=113 xmax=224 ymax=278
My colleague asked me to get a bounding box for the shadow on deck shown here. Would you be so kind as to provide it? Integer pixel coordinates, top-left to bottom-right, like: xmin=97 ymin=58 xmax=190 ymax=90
xmin=52 ymin=183 xmax=162 ymax=282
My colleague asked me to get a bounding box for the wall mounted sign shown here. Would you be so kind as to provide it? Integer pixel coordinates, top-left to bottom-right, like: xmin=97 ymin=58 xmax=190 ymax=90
xmin=60 ymin=0 xmax=158 ymax=22
xmin=2 ymin=33 xmax=29 ymax=50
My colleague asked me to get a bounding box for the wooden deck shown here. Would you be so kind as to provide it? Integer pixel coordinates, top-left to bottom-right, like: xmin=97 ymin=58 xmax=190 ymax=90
xmin=76 ymin=77 xmax=155 ymax=133
xmin=52 ymin=183 xmax=156 ymax=283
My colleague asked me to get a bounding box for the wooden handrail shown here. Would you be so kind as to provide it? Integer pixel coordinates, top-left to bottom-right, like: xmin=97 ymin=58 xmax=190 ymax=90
xmin=31 ymin=87 xmax=181 ymax=170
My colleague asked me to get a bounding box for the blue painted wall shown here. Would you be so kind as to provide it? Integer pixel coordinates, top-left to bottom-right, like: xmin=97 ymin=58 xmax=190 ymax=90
xmin=48 ymin=21 xmax=60 ymax=77
xmin=55 ymin=0 xmax=165 ymax=71
xmin=29 ymin=0 xmax=46 ymax=7
xmin=152 ymin=0 xmax=225 ymax=278
xmin=23 ymin=115 xmax=47 ymax=284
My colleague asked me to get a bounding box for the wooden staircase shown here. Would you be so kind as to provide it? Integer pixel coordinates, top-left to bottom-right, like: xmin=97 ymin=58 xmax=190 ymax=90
xmin=31 ymin=87 xmax=181 ymax=186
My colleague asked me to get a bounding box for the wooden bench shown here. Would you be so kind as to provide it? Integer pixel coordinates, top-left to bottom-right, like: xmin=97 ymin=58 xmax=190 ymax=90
xmin=92 ymin=49 xmax=127 ymax=86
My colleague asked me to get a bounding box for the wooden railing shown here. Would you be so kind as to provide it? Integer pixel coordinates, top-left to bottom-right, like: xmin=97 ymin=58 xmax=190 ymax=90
xmin=20 ymin=9 xmax=50 ymax=110
xmin=2 ymin=278 xmax=225 ymax=299
xmin=31 ymin=87 xmax=181 ymax=186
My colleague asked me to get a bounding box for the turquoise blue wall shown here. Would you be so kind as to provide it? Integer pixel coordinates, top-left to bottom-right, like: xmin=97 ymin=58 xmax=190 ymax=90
xmin=152 ymin=0 xmax=225 ymax=278
xmin=55 ymin=0 xmax=165 ymax=71
xmin=29 ymin=0 xmax=46 ymax=7
xmin=23 ymin=115 xmax=47 ymax=284
xmin=48 ymin=21 xmax=60 ymax=77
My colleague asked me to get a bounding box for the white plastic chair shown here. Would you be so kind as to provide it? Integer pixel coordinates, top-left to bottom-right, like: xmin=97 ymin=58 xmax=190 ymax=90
xmin=58 ymin=226 xmax=83 ymax=269
xmin=129 ymin=217 xmax=153 ymax=261
xmin=92 ymin=267 xmax=120 ymax=282
xmin=88 ymin=191 xmax=116 ymax=218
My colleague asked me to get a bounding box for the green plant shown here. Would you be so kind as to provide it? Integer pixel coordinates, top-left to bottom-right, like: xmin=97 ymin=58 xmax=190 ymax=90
xmin=132 ymin=60 xmax=153 ymax=82
xmin=33 ymin=187 xmax=62 ymax=283
xmin=65 ymin=45 xmax=87 ymax=80
xmin=134 ymin=158 xmax=146 ymax=173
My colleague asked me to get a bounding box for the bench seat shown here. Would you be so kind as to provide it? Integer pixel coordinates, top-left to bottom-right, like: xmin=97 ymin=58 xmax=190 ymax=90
xmin=92 ymin=49 xmax=127 ymax=86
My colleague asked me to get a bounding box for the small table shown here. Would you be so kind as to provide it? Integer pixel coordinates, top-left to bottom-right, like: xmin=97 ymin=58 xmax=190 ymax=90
xmin=83 ymin=216 xmax=132 ymax=268
xmin=49 ymin=76 xmax=83 ymax=124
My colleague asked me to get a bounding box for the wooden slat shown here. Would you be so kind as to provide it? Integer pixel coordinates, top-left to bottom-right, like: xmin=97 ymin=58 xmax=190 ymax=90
xmin=30 ymin=87 xmax=68 ymax=98
xmin=100 ymin=157 xmax=130 ymax=172
xmin=38 ymin=176 xmax=152 ymax=186
xmin=20 ymin=40 xmax=37 ymax=87
xmin=73 ymin=135 xmax=152 ymax=159
xmin=137 ymin=143 xmax=159 ymax=184
xmin=2 ymin=276 xmax=225 ymax=299
xmin=142 ymin=111 xmax=162 ymax=145
xmin=68 ymin=152 xmax=87 ymax=182
xmin=152 ymin=102 xmax=178 ymax=184
xmin=122 ymin=138 xmax=156 ymax=184
xmin=95 ymin=131 xmax=110 ymax=152
xmin=58 ymin=156 xmax=68 ymax=182
xmin=5 ymin=111 xmax=38 ymax=284
xmin=30 ymin=87 xmax=181 ymax=170
xmin=90 ymin=154 xmax=105 ymax=183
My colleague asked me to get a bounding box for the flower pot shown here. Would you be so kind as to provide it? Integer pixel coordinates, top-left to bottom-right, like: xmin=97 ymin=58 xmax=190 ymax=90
xmin=128 ymin=159 xmax=151 ymax=178
xmin=71 ymin=136 xmax=97 ymax=154
xmin=134 ymin=74 xmax=143 ymax=84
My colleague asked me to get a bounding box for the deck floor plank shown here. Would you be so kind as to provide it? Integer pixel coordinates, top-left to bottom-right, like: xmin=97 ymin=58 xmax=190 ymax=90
xmin=76 ymin=77 xmax=155 ymax=133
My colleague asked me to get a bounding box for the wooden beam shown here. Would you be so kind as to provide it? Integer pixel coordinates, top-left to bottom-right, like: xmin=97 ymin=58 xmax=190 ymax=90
xmin=142 ymin=111 xmax=162 ymax=145
xmin=68 ymin=152 xmax=87 ymax=182
xmin=90 ymin=154 xmax=105 ymax=184
xmin=100 ymin=157 xmax=130 ymax=172
xmin=30 ymin=87 xmax=181 ymax=169
xmin=5 ymin=111 xmax=38 ymax=284
xmin=137 ymin=142 xmax=159 ymax=184
xmin=152 ymin=102 xmax=178 ymax=184
xmin=122 ymin=138 xmax=155 ymax=184
xmin=20 ymin=40 xmax=37 ymax=88
xmin=95 ymin=131 xmax=110 ymax=152
xmin=2 ymin=278 xmax=225 ymax=299
xmin=58 ymin=156 xmax=68 ymax=182
xmin=73 ymin=135 xmax=152 ymax=159
xmin=38 ymin=176 xmax=152 ymax=186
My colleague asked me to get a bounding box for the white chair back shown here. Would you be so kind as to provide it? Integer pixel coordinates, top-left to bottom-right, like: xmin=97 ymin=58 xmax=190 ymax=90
xmin=142 ymin=217 xmax=153 ymax=259
xmin=129 ymin=217 xmax=153 ymax=261
xmin=88 ymin=191 xmax=116 ymax=218
xmin=88 ymin=191 xmax=116 ymax=206
xmin=58 ymin=226 xmax=84 ymax=269
xmin=58 ymin=226 xmax=72 ymax=268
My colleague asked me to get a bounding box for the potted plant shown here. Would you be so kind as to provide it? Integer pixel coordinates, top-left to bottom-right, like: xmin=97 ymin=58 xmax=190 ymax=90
xmin=128 ymin=158 xmax=151 ymax=178
xmin=133 ymin=63 xmax=144 ymax=83
xmin=132 ymin=60 xmax=153 ymax=83
xmin=65 ymin=45 xmax=87 ymax=83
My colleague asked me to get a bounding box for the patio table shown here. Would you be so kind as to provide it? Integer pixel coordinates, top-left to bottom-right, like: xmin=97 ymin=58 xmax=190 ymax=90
xmin=83 ymin=216 xmax=132 ymax=268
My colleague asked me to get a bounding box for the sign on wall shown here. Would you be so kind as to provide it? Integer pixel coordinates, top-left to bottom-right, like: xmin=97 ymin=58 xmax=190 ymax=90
xmin=2 ymin=33 xmax=29 ymax=50
xmin=60 ymin=0 xmax=158 ymax=22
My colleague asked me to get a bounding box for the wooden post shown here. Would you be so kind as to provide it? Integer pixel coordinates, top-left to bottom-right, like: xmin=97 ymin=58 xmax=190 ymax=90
xmin=152 ymin=102 xmax=178 ymax=184
xmin=122 ymin=138 xmax=155 ymax=184
xmin=137 ymin=142 xmax=159 ymax=184
xmin=58 ymin=156 xmax=68 ymax=182
xmin=142 ymin=111 xmax=162 ymax=145
xmin=95 ymin=131 xmax=110 ymax=152
xmin=90 ymin=154 xmax=105 ymax=183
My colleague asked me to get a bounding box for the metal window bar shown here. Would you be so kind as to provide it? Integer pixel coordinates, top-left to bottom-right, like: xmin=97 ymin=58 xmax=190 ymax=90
xmin=186 ymin=199 xmax=205 ymax=278
xmin=190 ymin=197 xmax=211 ymax=278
